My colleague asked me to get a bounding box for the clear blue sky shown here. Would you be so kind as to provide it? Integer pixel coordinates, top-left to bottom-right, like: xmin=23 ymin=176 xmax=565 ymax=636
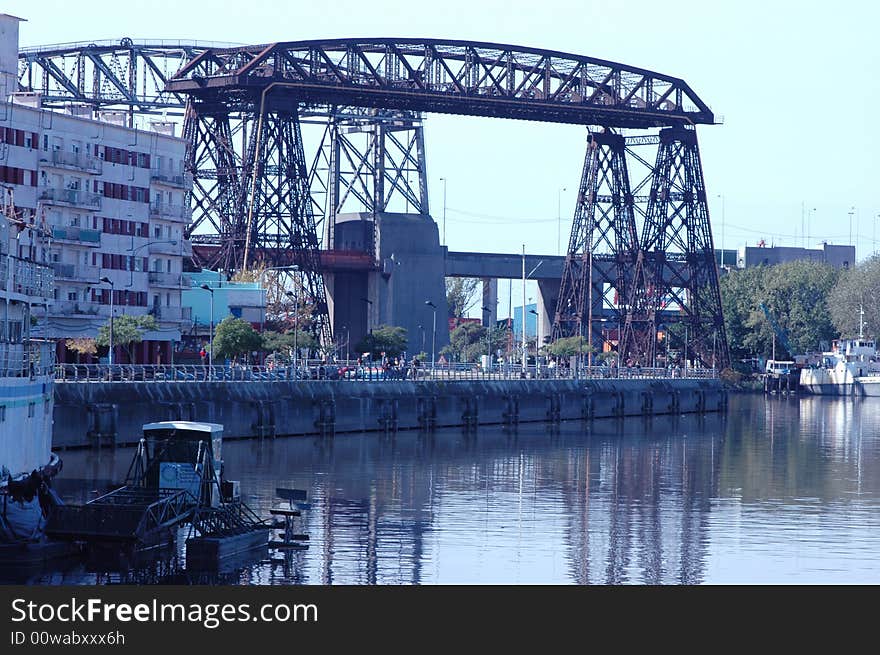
xmin=9 ymin=0 xmax=880 ymax=310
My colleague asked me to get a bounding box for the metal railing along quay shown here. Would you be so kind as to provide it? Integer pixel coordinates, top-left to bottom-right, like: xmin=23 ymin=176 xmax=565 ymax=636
xmin=54 ymin=362 xmax=718 ymax=383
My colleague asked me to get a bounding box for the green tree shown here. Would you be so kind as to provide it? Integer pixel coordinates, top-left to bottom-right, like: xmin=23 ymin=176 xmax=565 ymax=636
xmin=829 ymin=255 xmax=880 ymax=338
xmin=212 ymin=316 xmax=262 ymax=362
xmin=720 ymin=260 xmax=839 ymax=360
xmin=96 ymin=314 xmax=157 ymax=362
xmin=354 ymin=324 xmax=408 ymax=359
xmin=546 ymin=335 xmax=594 ymax=358
xmin=445 ymin=277 xmax=480 ymax=318
xmin=442 ymin=322 xmax=509 ymax=362
xmin=261 ymin=329 xmax=319 ymax=360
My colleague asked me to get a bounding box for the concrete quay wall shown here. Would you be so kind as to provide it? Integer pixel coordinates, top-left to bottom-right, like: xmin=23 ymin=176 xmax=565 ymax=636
xmin=53 ymin=378 xmax=727 ymax=448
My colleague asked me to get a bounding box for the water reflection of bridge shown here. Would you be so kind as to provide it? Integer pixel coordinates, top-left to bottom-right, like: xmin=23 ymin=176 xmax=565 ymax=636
xmin=219 ymin=414 xmax=725 ymax=584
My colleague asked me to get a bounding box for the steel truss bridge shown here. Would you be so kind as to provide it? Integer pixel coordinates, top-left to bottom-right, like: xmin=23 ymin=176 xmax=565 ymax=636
xmin=18 ymin=37 xmax=727 ymax=367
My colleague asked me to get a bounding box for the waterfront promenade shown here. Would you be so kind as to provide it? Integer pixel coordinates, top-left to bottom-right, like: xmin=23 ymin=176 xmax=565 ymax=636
xmin=52 ymin=363 xmax=725 ymax=449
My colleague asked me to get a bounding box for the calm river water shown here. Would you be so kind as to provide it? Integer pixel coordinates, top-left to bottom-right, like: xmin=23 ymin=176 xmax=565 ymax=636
xmin=24 ymin=393 xmax=880 ymax=584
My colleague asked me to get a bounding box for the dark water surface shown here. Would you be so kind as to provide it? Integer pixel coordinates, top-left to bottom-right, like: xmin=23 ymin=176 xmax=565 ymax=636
xmin=27 ymin=393 xmax=880 ymax=584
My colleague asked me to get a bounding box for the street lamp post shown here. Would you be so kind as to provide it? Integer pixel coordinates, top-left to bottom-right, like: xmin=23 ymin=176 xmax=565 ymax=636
xmin=557 ymin=186 xmax=567 ymax=256
xmin=716 ymin=194 xmax=725 ymax=268
xmin=360 ymin=296 xmax=373 ymax=335
xmin=199 ymin=284 xmax=214 ymax=372
xmin=285 ymin=289 xmax=300 ymax=375
xmin=439 ymin=177 xmax=447 ymax=247
xmin=127 ymin=238 xmax=177 ymax=287
xmin=425 ymin=300 xmax=437 ymax=374
xmin=874 ymin=214 xmax=880 ymax=256
xmin=849 ymin=206 xmax=855 ymax=249
xmin=529 ymin=308 xmax=540 ymax=361
xmin=418 ymin=324 xmax=425 ymax=356
xmin=482 ymin=305 xmax=492 ymax=371
xmin=99 ymin=276 xmax=114 ymax=365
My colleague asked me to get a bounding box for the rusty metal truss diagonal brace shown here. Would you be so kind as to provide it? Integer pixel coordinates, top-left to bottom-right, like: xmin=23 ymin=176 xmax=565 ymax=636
xmin=629 ymin=125 xmax=728 ymax=369
xmin=239 ymin=106 xmax=332 ymax=345
xmin=552 ymin=130 xmax=639 ymax=347
xmin=183 ymin=102 xmax=242 ymax=272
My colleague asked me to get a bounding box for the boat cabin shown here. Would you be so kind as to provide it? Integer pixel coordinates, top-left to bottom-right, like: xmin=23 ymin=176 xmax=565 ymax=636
xmin=136 ymin=421 xmax=225 ymax=505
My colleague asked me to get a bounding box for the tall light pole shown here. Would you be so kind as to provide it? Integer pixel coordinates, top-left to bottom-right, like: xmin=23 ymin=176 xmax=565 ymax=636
xmin=100 ymin=276 xmax=114 ymax=365
xmin=199 ymin=284 xmax=214 ymax=371
xmin=874 ymin=214 xmax=880 ymax=256
xmin=809 ymin=207 xmax=816 ymax=247
xmin=530 ymin=308 xmax=540 ymax=365
xmin=557 ymin=186 xmax=567 ymax=256
xmin=716 ymin=194 xmax=725 ymax=268
xmin=425 ymin=300 xmax=437 ymax=373
xmin=482 ymin=305 xmax=492 ymax=370
xmin=439 ymin=177 xmax=447 ymax=247
xmin=285 ymin=289 xmax=299 ymax=374
xmin=849 ymin=206 xmax=855 ymax=249
xmin=127 ymin=238 xmax=176 ymax=288
xmin=360 ymin=297 xmax=373 ymax=335
xmin=522 ymin=244 xmax=527 ymax=373
xmin=418 ymin=324 xmax=425 ymax=356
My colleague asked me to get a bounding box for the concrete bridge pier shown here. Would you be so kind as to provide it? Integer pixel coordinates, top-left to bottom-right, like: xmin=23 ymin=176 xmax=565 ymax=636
xmin=482 ymin=278 xmax=498 ymax=326
xmin=536 ymin=279 xmax=558 ymax=345
xmin=328 ymin=211 xmax=450 ymax=359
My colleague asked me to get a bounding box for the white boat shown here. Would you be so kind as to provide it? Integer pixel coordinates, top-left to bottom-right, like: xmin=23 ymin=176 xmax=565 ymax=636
xmin=0 ymin=190 xmax=59 ymax=546
xmin=799 ymin=338 xmax=880 ymax=396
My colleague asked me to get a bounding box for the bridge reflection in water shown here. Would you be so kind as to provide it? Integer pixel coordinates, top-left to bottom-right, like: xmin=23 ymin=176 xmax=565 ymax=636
xmin=40 ymin=394 xmax=880 ymax=584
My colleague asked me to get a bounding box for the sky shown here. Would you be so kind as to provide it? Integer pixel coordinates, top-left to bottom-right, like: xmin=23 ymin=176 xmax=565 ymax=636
xmin=7 ymin=0 xmax=880 ymax=312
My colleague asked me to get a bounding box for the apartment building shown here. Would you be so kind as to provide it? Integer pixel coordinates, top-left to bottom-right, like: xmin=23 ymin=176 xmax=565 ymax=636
xmin=0 ymin=15 xmax=192 ymax=364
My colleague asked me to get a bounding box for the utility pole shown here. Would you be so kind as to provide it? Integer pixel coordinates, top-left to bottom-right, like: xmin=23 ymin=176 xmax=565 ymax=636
xmin=521 ymin=244 xmax=527 ymax=375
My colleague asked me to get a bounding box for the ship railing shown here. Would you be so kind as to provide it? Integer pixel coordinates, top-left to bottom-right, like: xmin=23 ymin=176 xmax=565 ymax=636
xmin=53 ymin=362 xmax=718 ymax=383
xmin=0 ymin=340 xmax=55 ymax=378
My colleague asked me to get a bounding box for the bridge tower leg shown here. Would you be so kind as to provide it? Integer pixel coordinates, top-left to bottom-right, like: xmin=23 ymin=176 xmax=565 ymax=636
xmin=183 ymin=101 xmax=243 ymax=273
xmin=311 ymin=109 xmax=445 ymax=352
xmin=623 ymin=125 xmax=729 ymax=369
xmin=311 ymin=109 xmax=430 ymax=257
xmin=552 ymin=130 xmax=639 ymax=357
xmin=238 ymin=105 xmax=332 ymax=346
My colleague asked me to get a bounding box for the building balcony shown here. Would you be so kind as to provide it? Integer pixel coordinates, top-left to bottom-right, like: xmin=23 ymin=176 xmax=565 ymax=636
xmin=151 ymin=305 xmax=192 ymax=321
xmin=39 ymin=187 xmax=102 ymax=210
xmin=51 ymin=226 xmax=102 ymax=246
xmin=149 ymin=202 xmax=189 ymax=221
xmin=51 ymin=262 xmax=100 ymax=282
xmin=148 ymin=271 xmax=184 ymax=287
xmin=148 ymin=240 xmax=181 ymax=255
xmin=150 ymin=169 xmax=191 ymax=188
xmin=42 ymin=150 xmax=103 ymax=174
xmin=48 ymin=300 xmax=104 ymax=317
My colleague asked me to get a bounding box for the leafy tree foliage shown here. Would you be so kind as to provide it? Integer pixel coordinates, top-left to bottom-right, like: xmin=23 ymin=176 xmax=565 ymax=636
xmin=212 ymin=316 xmax=262 ymax=362
xmin=261 ymin=329 xmax=319 ymax=359
xmin=65 ymin=337 xmax=96 ymax=362
xmin=96 ymin=314 xmax=157 ymax=362
xmin=829 ymin=255 xmax=880 ymax=338
xmin=720 ymin=260 xmax=839 ymax=360
xmin=354 ymin=325 xmax=408 ymax=359
xmin=445 ymin=277 xmax=480 ymax=318
xmin=546 ymin=335 xmax=594 ymax=357
xmin=442 ymin=322 xmax=510 ymax=362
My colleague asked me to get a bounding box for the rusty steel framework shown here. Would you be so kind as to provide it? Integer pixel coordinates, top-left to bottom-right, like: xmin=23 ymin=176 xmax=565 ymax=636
xmin=553 ymin=131 xmax=639 ymax=346
xmin=18 ymin=38 xmax=726 ymax=363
